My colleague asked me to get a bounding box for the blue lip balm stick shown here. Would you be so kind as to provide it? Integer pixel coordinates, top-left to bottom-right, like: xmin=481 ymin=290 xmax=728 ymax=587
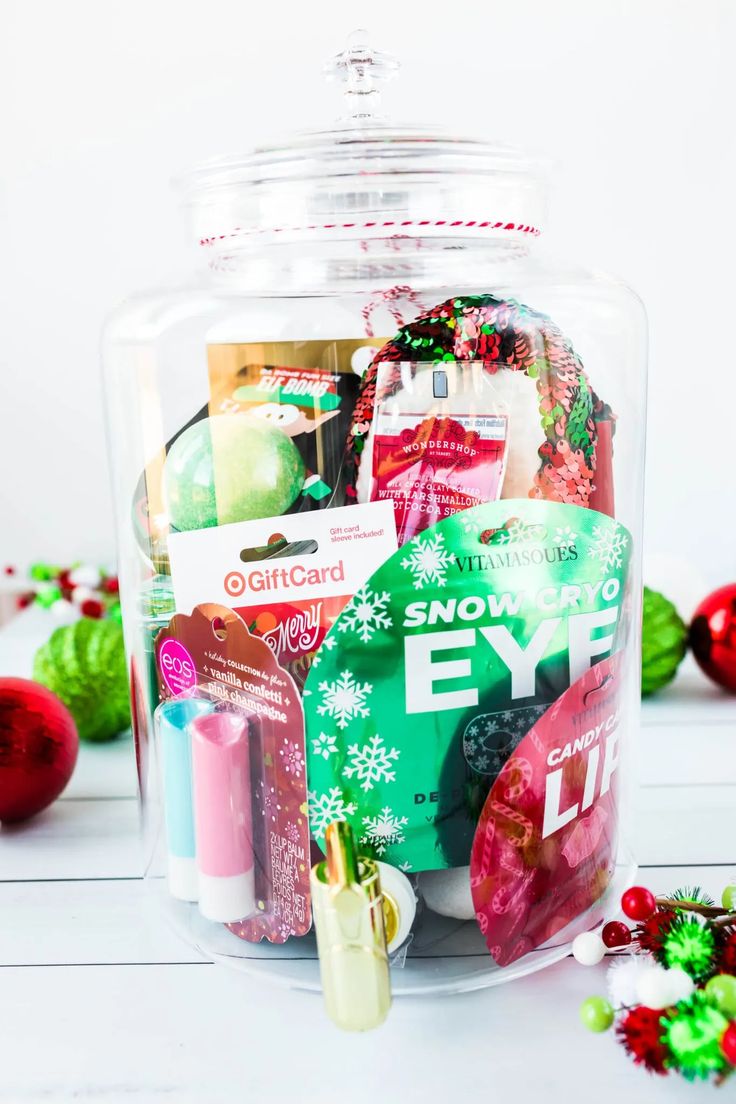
xmin=156 ymin=697 xmax=213 ymax=901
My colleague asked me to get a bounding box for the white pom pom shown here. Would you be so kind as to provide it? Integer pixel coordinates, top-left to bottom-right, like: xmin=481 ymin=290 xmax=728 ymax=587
xmin=417 ymin=867 xmax=475 ymax=920
xmin=607 ymin=956 xmax=650 ymax=1007
xmin=70 ymin=565 xmax=101 ymax=589
xmin=664 ymin=967 xmax=695 ymax=1005
xmin=572 ymin=931 xmax=606 ymax=966
xmin=50 ymin=598 xmax=78 ymax=624
xmin=71 ymin=585 xmax=96 ymax=607
xmin=635 ymin=964 xmax=675 ymax=1010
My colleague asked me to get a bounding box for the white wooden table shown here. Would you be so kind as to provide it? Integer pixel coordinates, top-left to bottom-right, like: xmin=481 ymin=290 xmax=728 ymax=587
xmin=1 ymin=607 xmax=735 ymax=1103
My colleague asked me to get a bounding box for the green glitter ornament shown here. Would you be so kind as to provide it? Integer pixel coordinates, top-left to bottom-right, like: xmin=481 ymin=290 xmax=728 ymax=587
xmin=663 ymin=916 xmax=717 ymax=981
xmin=163 ymin=414 xmax=305 ymax=532
xmin=33 ymin=619 xmax=130 ymax=742
xmin=722 ymin=885 xmax=736 ymax=911
xmin=661 ymin=992 xmax=730 ymax=1080
xmin=641 ymin=586 xmax=688 ymax=696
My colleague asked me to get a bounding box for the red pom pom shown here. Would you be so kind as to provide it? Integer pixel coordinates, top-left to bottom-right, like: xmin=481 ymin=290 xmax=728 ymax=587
xmin=617 ymin=1006 xmax=669 ymax=1074
xmin=101 ymin=576 xmax=120 ymax=595
xmin=622 ymin=886 xmax=657 ymax=922
xmin=719 ymin=929 xmax=736 ymax=975
xmin=721 ymin=1022 xmax=736 ymax=1066
xmin=80 ymin=599 xmax=104 ymax=619
xmin=632 ymin=907 xmax=676 ymax=956
xmin=602 ymin=920 xmax=632 ymax=948
xmin=16 ymin=592 xmax=34 ymax=610
xmin=4 ymin=565 xmax=16 ymax=576
xmin=0 ymin=678 xmax=78 ymax=822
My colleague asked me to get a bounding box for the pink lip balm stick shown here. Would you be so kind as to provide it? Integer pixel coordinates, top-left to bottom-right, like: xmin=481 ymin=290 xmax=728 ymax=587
xmin=190 ymin=711 xmax=256 ymax=923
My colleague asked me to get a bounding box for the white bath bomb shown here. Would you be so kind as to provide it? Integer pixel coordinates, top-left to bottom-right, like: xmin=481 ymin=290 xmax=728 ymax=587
xmin=356 ymin=364 xmax=541 ymax=506
xmin=417 ymin=866 xmax=476 ymax=920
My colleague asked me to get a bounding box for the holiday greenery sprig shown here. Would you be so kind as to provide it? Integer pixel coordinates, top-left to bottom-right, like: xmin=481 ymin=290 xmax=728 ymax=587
xmin=574 ymin=882 xmax=736 ymax=1083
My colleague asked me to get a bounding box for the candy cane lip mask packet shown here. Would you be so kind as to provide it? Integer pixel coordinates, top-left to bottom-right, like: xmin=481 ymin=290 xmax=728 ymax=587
xmin=303 ymin=499 xmax=632 ymax=887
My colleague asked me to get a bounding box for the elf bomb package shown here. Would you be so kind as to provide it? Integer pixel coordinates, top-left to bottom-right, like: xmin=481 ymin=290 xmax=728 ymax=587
xmin=104 ymin=34 xmax=647 ymax=1015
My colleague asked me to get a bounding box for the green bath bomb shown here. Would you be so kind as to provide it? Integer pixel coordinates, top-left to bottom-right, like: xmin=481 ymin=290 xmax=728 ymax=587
xmin=641 ymin=585 xmax=688 ymax=696
xmin=163 ymin=414 xmax=305 ymax=531
xmin=33 ymin=619 xmax=130 ymax=742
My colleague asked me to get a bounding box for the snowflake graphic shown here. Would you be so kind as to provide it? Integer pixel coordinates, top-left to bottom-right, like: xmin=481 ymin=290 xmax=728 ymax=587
xmin=588 ymin=525 xmax=628 ymax=574
xmin=554 ymin=525 xmax=577 ymax=551
xmin=285 ymin=819 xmax=302 ymax=845
xmin=311 ymin=731 xmax=339 ymax=761
xmin=360 ymin=806 xmax=409 ymax=856
xmin=467 ymin=723 xmax=479 ymax=739
xmin=316 ymin=669 xmax=372 ymax=730
xmin=279 ymin=739 xmax=304 ymax=777
xmin=493 ymin=519 xmax=546 ymax=546
xmin=343 ymin=733 xmax=400 ymax=792
xmin=338 ymin=584 xmax=393 ymax=644
xmin=459 ymin=512 xmax=482 ymax=535
xmin=399 ymin=860 xmax=413 ymax=872
xmin=308 ymin=787 xmax=358 ymax=839
xmin=311 ymin=633 xmax=338 ymax=669
xmin=400 ymin=530 xmax=454 ymax=589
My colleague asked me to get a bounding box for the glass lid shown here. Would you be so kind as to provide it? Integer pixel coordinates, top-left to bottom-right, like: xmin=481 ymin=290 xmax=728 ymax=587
xmin=176 ymin=31 xmax=548 ymax=249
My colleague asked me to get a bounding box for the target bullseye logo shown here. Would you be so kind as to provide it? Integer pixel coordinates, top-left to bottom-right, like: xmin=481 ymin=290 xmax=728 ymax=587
xmin=224 ymin=571 xmax=246 ymax=597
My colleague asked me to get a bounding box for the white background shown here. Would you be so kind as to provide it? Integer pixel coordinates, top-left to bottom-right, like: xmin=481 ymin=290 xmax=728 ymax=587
xmin=2 ymin=0 xmax=735 ymax=595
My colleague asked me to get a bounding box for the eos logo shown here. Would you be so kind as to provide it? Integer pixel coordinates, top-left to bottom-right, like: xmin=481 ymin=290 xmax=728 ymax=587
xmin=158 ymin=638 xmax=197 ymax=695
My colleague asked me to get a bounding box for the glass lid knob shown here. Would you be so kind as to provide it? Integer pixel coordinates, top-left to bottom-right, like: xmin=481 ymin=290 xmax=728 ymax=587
xmin=324 ymin=29 xmax=399 ymax=123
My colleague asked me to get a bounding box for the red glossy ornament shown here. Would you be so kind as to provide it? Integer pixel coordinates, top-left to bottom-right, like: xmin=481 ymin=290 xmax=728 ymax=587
xmin=602 ymin=920 xmax=632 ymax=948
xmin=621 ymin=886 xmax=657 ymax=922
xmin=0 ymin=678 xmax=78 ymax=822
xmin=690 ymin=585 xmax=736 ymax=693
xmin=721 ymin=1021 xmax=736 ymax=1065
xmin=80 ymin=598 xmax=105 ymax=619
xmin=102 ymin=576 xmax=120 ymax=595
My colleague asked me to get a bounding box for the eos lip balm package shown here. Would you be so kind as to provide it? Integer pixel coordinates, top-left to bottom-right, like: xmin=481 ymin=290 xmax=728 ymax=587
xmin=104 ymin=31 xmax=647 ymax=1008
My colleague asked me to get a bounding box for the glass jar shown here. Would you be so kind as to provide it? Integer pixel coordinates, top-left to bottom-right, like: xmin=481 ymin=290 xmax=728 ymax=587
xmin=103 ymin=33 xmax=647 ymax=1000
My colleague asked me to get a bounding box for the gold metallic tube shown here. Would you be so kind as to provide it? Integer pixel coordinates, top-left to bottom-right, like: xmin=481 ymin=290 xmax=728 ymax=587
xmin=310 ymin=821 xmax=392 ymax=1031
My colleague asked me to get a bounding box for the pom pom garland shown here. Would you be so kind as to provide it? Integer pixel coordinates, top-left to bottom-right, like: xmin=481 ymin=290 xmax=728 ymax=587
xmin=721 ymin=1023 xmax=736 ymax=1066
xmin=602 ymin=920 xmax=631 ymax=949
xmin=616 ymin=1006 xmax=669 ymax=1074
xmin=622 ymin=886 xmax=657 ymax=922
xmin=661 ymin=993 xmax=730 ymax=1081
xmin=607 ymin=956 xmax=651 ymax=1008
xmin=572 ymin=932 xmax=606 ymax=966
xmin=663 ymin=917 xmax=717 ymax=982
xmin=572 ymin=882 xmax=736 ymax=1085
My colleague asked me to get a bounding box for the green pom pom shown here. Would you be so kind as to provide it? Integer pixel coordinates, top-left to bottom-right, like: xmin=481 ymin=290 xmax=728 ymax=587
xmin=33 ymin=619 xmax=129 ymax=743
xmin=661 ymin=992 xmax=730 ymax=1080
xmin=663 ymin=916 xmax=716 ymax=981
xmin=641 ymin=586 xmax=688 ymax=697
